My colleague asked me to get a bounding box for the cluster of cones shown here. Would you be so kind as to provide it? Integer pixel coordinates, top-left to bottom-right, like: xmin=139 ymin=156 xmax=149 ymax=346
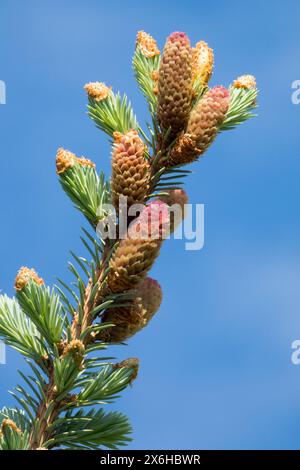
xmin=85 ymin=33 xmax=255 ymax=342
xmin=17 ymin=31 xmax=256 ymax=345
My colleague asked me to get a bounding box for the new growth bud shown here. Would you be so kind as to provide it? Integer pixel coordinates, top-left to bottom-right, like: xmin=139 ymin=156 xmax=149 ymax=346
xmin=56 ymin=148 xmax=95 ymax=175
xmin=84 ymin=82 xmax=111 ymax=101
xmin=232 ymin=74 xmax=256 ymax=90
xmin=56 ymin=148 xmax=76 ymax=174
xmin=136 ymin=31 xmax=160 ymax=58
xmin=15 ymin=267 xmax=44 ymax=291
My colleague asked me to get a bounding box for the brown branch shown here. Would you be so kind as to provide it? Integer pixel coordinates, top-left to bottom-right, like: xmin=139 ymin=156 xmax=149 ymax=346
xmin=29 ymin=369 xmax=58 ymax=450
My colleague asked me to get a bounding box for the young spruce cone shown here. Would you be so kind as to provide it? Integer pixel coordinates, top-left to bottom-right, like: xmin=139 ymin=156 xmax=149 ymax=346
xmin=105 ymin=201 xmax=169 ymax=293
xmin=99 ymin=278 xmax=162 ymax=342
xmin=157 ymin=32 xmax=193 ymax=140
xmin=111 ymin=130 xmax=150 ymax=210
xmin=168 ymin=86 xmax=230 ymax=166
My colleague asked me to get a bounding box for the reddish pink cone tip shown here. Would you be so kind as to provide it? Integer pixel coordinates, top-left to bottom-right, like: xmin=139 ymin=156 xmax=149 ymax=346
xmin=132 ymin=201 xmax=170 ymax=239
xmin=206 ymin=86 xmax=229 ymax=99
xmin=168 ymin=31 xmax=190 ymax=46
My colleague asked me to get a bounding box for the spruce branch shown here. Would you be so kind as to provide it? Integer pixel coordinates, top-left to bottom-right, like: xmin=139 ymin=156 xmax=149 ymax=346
xmin=0 ymin=31 xmax=258 ymax=451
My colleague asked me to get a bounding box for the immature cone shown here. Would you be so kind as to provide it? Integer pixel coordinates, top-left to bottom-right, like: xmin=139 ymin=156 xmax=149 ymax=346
xmin=111 ymin=130 xmax=150 ymax=210
xmin=161 ymin=189 xmax=189 ymax=232
xmin=105 ymin=202 xmax=169 ymax=293
xmin=62 ymin=339 xmax=85 ymax=368
xmin=168 ymin=86 xmax=230 ymax=166
xmin=15 ymin=267 xmax=44 ymax=291
xmin=157 ymin=32 xmax=193 ymax=139
xmin=84 ymin=82 xmax=111 ymax=101
xmin=56 ymin=148 xmax=95 ymax=175
xmin=136 ymin=31 xmax=160 ymax=58
xmin=192 ymin=40 xmax=214 ymax=87
xmin=99 ymin=278 xmax=162 ymax=342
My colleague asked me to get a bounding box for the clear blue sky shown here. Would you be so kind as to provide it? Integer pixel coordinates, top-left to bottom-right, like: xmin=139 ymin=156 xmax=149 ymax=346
xmin=1 ymin=0 xmax=300 ymax=449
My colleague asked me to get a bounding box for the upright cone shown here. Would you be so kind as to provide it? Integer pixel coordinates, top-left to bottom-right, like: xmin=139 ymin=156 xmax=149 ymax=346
xmin=84 ymin=82 xmax=111 ymax=102
xmin=232 ymin=74 xmax=256 ymax=90
xmin=56 ymin=148 xmax=95 ymax=175
xmin=157 ymin=32 xmax=193 ymax=140
xmin=99 ymin=278 xmax=162 ymax=342
xmin=136 ymin=31 xmax=160 ymax=58
xmin=15 ymin=267 xmax=44 ymax=291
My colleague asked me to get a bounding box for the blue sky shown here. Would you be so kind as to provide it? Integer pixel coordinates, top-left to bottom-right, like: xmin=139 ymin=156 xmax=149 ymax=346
xmin=1 ymin=0 xmax=300 ymax=449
